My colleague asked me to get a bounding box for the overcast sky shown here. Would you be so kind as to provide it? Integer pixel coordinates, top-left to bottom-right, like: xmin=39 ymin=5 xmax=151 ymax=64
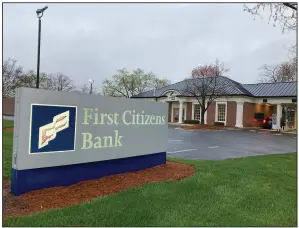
xmin=3 ymin=3 xmax=296 ymax=91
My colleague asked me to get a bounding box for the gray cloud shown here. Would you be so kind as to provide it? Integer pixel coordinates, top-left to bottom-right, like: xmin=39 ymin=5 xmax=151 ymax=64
xmin=3 ymin=3 xmax=296 ymax=90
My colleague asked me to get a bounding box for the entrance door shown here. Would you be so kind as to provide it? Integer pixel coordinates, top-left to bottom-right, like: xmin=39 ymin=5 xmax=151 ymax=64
xmin=173 ymin=108 xmax=186 ymax=122
xmin=173 ymin=108 xmax=179 ymax=122
xmin=286 ymin=106 xmax=295 ymax=129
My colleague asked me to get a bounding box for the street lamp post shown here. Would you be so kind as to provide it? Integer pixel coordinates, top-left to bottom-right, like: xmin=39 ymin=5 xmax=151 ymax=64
xmin=36 ymin=6 xmax=48 ymax=89
xmin=89 ymin=79 xmax=95 ymax=94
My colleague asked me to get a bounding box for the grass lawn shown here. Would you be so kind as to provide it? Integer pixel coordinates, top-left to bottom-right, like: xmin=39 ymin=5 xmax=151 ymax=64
xmin=3 ymin=119 xmax=14 ymax=129
xmin=3 ymin=123 xmax=297 ymax=226
xmin=3 ymin=132 xmax=13 ymax=179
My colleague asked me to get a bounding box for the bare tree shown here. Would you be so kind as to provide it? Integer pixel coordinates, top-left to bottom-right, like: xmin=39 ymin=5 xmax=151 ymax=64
xmin=15 ymin=70 xmax=50 ymax=89
xmin=184 ymin=59 xmax=230 ymax=124
xmin=258 ymin=64 xmax=280 ymax=83
xmin=3 ymin=58 xmax=23 ymax=97
xmin=244 ymin=3 xmax=297 ymax=33
xmin=244 ymin=3 xmax=297 ymax=56
xmin=259 ymin=58 xmax=297 ymax=82
xmin=47 ymin=73 xmax=75 ymax=92
xmin=3 ymin=58 xmax=78 ymax=96
xmin=277 ymin=58 xmax=297 ymax=82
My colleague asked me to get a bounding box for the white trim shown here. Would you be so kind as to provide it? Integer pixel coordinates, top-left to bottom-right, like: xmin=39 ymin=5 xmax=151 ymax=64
xmin=161 ymin=89 xmax=182 ymax=96
xmin=215 ymin=101 xmax=227 ymax=126
xmin=184 ymin=102 xmax=187 ymax=121
xmin=235 ymin=101 xmax=244 ymax=128
xmin=153 ymin=95 xmax=296 ymax=105
xmin=178 ymin=101 xmax=184 ymax=123
xmin=272 ymin=104 xmax=282 ymax=130
xmin=254 ymin=97 xmax=296 ymax=105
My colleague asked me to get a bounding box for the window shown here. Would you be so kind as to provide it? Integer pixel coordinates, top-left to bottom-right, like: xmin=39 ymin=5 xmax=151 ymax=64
xmin=193 ymin=104 xmax=201 ymax=120
xmin=217 ymin=103 xmax=226 ymax=122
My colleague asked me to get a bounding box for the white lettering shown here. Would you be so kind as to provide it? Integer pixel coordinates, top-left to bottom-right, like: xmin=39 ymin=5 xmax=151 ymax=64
xmin=81 ymin=130 xmax=123 ymax=149
xmin=81 ymin=133 xmax=93 ymax=149
xmin=122 ymin=110 xmax=131 ymax=125
xmin=82 ymin=108 xmax=93 ymax=124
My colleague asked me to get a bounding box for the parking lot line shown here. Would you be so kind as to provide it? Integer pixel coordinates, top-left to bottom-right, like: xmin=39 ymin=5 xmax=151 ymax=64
xmin=167 ymin=149 xmax=197 ymax=154
xmin=168 ymin=139 xmax=183 ymax=142
xmin=208 ymin=146 xmax=219 ymax=149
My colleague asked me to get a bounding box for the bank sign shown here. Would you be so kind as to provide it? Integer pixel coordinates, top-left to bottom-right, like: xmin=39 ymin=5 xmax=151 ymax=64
xmin=11 ymin=88 xmax=168 ymax=195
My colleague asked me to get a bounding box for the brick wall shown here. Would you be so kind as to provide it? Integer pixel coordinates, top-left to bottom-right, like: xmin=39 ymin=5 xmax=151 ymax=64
xmin=168 ymin=102 xmax=172 ymax=122
xmin=3 ymin=97 xmax=15 ymax=116
xmin=243 ymin=103 xmax=273 ymax=127
xmin=227 ymin=102 xmax=236 ymax=127
xmin=254 ymin=104 xmax=272 ymax=117
xmin=243 ymin=102 xmax=256 ymax=127
xmin=207 ymin=102 xmax=236 ymax=126
xmin=207 ymin=102 xmax=216 ymax=125
xmin=186 ymin=102 xmax=192 ymax=120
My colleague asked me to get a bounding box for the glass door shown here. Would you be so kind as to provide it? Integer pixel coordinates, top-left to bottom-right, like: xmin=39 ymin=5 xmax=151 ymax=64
xmin=173 ymin=108 xmax=179 ymax=122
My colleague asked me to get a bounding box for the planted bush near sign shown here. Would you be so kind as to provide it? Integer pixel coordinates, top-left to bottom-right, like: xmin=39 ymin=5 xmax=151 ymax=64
xmin=184 ymin=120 xmax=200 ymax=124
xmin=214 ymin=122 xmax=225 ymax=126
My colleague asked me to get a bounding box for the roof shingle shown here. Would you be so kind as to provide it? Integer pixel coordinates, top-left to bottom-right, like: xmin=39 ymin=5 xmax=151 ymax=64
xmin=132 ymin=76 xmax=297 ymax=98
xmin=242 ymin=82 xmax=297 ymax=97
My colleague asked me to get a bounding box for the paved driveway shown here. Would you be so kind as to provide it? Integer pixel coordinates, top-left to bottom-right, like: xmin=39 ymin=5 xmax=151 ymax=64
xmin=167 ymin=125 xmax=297 ymax=160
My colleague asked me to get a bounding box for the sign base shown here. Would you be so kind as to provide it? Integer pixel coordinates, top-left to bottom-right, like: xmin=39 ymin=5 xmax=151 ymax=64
xmin=11 ymin=152 xmax=166 ymax=196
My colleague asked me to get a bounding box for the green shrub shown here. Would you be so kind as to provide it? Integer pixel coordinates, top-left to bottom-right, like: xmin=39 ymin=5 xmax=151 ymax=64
xmin=214 ymin=122 xmax=225 ymax=126
xmin=184 ymin=120 xmax=200 ymax=124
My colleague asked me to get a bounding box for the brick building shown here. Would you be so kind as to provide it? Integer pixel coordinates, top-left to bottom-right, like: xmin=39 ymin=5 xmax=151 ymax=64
xmin=3 ymin=97 xmax=15 ymax=116
xmin=132 ymin=76 xmax=297 ymax=130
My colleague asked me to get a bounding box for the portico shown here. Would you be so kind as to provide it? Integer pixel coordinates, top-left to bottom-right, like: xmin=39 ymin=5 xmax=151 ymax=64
xmin=253 ymin=97 xmax=297 ymax=131
xmin=170 ymin=101 xmax=186 ymax=123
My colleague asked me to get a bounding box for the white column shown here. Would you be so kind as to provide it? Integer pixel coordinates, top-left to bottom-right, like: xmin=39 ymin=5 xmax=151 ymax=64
xmin=171 ymin=104 xmax=174 ymax=122
xmin=178 ymin=101 xmax=183 ymax=123
xmin=235 ymin=102 xmax=244 ymax=128
xmin=276 ymin=104 xmax=282 ymax=130
xmin=184 ymin=103 xmax=187 ymax=121
xmin=204 ymin=102 xmax=208 ymax=124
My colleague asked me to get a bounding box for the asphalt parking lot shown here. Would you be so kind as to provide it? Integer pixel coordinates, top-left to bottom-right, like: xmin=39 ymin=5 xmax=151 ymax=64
xmin=167 ymin=125 xmax=297 ymax=160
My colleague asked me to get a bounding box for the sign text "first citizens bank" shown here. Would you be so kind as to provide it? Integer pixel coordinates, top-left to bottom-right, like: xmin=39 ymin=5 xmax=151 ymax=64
xmin=81 ymin=108 xmax=166 ymax=150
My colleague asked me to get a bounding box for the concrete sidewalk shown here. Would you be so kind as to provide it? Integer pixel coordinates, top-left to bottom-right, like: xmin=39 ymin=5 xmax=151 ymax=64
xmin=282 ymin=131 xmax=297 ymax=135
xmin=3 ymin=115 xmax=14 ymax=121
xmin=169 ymin=123 xmax=297 ymax=135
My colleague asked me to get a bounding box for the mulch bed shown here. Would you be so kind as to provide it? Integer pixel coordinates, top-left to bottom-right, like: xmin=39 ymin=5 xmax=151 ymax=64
xmin=3 ymin=127 xmax=13 ymax=132
xmin=184 ymin=124 xmax=227 ymax=131
xmin=4 ymin=161 xmax=195 ymax=219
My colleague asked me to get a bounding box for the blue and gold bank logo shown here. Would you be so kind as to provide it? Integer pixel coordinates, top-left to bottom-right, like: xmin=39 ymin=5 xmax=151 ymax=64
xmin=29 ymin=104 xmax=77 ymax=154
